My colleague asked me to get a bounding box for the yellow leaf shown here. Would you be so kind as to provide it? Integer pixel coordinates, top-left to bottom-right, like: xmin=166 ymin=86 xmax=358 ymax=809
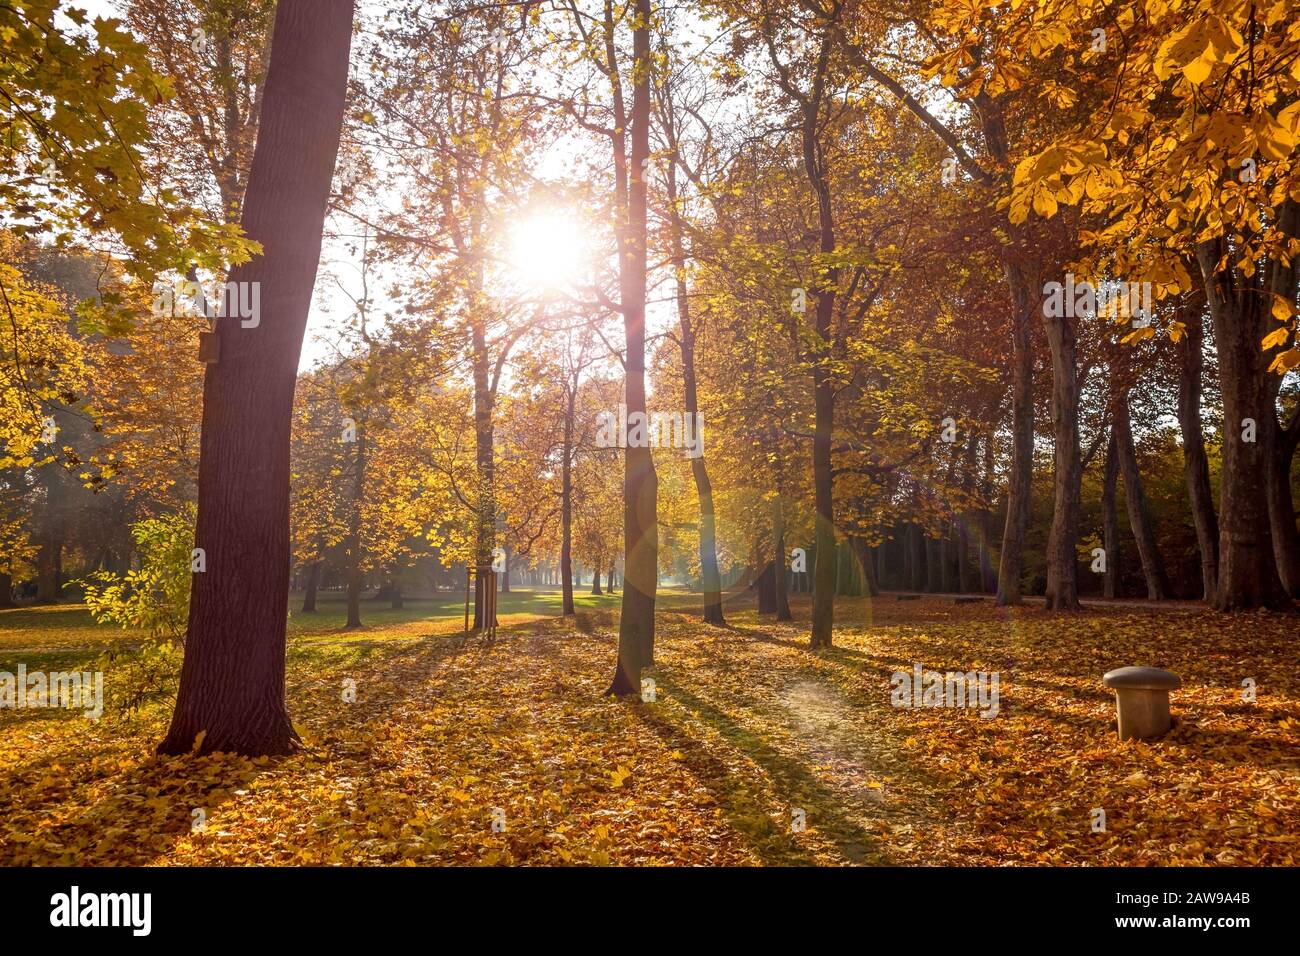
xmin=1268 ymin=349 xmax=1300 ymax=373
xmin=1261 ymin=327 xmax=1290 ymax=350
xmin=1032 ymin=185 xmax=1058 ymax=219
xmin=1182 ymin=55 xmax=1213 ymax=85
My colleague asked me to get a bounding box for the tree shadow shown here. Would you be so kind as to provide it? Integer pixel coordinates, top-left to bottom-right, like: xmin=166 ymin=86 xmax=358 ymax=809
xmin=636 ymin=672 xmax=897 ymax=865
xmin=0 ymin=613 xmax=544 ymax=866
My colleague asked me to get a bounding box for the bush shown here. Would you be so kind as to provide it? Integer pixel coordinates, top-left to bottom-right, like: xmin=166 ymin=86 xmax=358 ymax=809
xmin=81 ymin=504 xmax=196 ymax=645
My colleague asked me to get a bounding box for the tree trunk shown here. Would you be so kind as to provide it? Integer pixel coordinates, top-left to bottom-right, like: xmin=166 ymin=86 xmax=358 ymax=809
xmin=301 ymin=560 xmax=320 ymax=613
xmin=664 ymin=135 xmax=724 ymax=626
xmin=1176 ymin=297 xmax=1219 ymax=601
xmin=0 ymin=572 xmax=13 ymax=608
xmin=1042 ymin=309 xmax=1082 ymax=610
xmin=906 ymin=523 xmax=924 ymax=591
xmin=35 ymin=534 xmax=61 ymax=604
xmin=1113 ymin=383 xmax=1170 ymax=599
xmin=158 ymin=0 xmax=353 ymax=757
xmin=997 ymin=257 xmax=1036 ymax=605
xmin=344 ymin=421 xmax=365 ymax=629
xmin=956 ymin=521 xmax=975 ymax=593
xmin=607 ymin=565 xmax=616 ymax=593
xmin=1101 ymin=428 xmax=1122 ymax=600
xmin=773 ymin=496 xmax=792 ymax=620
xmin=472 ymin=315 xmax=496 ymax=629
xmin=560 ymin=383 xmax=575 ymax=616
xmin=608 ymin=0 xmax=657 ymax=693
xmin=851 ymin=536 xmax=878 ymax=597
xmin=925 ymin=537 xmax=941 ymax=592
xmin=780 ymin=13 xmax=842 ymax=649
xmin=980 ymin=437 xmax=998 ymax=593
xmin=1267 ymin=408 xmax=1300 ymax=597
xmin=958 ymin=443 xmax=978 ymax=592
xmin=941 ymin=520 xmax=958 ymax=592
xmin=1198 ymin=235 xmax=1291 ymax=610
xmin=807 ymin=190 xmax=837 ymax=648
xmin=591 ymin=564 xmax=603 ymax=595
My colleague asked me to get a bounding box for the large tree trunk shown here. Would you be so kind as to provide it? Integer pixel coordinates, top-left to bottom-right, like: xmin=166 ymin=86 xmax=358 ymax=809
xmin=301 ymin=560 xmax=320 ymax=613
xmin=1042 ymin=309 xmax=1082 ymax=610
xmin=1101 ymin=428 xmax=1122 ymax=600
xmin=590 ymin=565 xmax=603 ymax=595
xmin=1198 ymin=236 xmax=1290 ymax=610
xmin=1113 ymin=382 xmax=1171 ymax=600
xmin=608 ymin=0 xmax=657 ymax=694
xmin=158 ymin=0 xmax=353 ymax=757
xmin=1176 ymin=297 xmax=1219 ymax=601
xmin=0 ymin=572 xmax=13 ymax=608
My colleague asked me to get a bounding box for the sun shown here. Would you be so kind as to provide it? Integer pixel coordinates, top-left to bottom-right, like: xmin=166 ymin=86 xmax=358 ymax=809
xmin=506 ymin=211 xmax=590 ymax=290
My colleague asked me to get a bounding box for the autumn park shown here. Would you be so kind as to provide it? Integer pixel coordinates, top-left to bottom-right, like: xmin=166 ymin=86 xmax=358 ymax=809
xmin=0 ymin=0 xmax=1298 ymax=926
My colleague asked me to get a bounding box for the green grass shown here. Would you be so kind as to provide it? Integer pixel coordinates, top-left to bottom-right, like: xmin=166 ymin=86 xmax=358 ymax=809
xmin=0 ymin=585 xmax=706 ymax=662
xmin=0 ymin=605 xmax=143 ymax=672
xmin=289 ymin=585 xmax=626 ymax=632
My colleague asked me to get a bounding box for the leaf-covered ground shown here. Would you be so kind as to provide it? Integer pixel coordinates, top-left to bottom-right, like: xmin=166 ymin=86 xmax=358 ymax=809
xmin=2 ymin=590 xmax=1298 ymax=865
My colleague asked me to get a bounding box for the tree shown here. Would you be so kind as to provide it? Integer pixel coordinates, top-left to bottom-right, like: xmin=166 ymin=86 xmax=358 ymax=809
xmin=654 ymin=29 xmax=726 ymax=625
xmin=555 ymin=0 xmax=659 ymax=693
xmin=1003 ymin=0 xmax=1299 ymax=609
xmin=159 ymin=0 xmax=355 ymax=757
xmin=362 ymin=2 xmax=546 ymax=629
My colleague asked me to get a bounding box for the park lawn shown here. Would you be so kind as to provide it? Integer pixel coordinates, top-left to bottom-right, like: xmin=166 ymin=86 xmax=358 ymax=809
xmin=1 ymin=590 xmax=1298 ymax=866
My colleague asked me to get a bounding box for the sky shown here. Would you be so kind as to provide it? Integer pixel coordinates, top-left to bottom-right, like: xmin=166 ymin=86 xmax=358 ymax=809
xmin=71 ymin=0 xmax=364 ymax=370
xmin=71 ymin=0 xmax=702 ymax=381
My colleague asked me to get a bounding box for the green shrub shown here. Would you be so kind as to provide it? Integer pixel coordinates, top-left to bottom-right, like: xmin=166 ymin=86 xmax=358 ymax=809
xmin=80 ymin=504 xmax=196 ymax=645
